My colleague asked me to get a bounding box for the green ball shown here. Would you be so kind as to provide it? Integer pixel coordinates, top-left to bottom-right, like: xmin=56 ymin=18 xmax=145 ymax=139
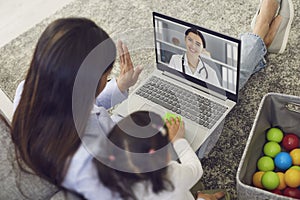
xmin=257 ymin=156 xmax=275 ymax=171
xmin=266 ymin=128 xmax=284 ymax=143
xmin=163 ymin=112 xmax=181 ymax=123
xmin=261 ymin=171 xmax=279 ymax=190
xmin=263 ymin=141 xmax=281 ymax=158
xmin=290 ymin=165 xmax=300 ymax=171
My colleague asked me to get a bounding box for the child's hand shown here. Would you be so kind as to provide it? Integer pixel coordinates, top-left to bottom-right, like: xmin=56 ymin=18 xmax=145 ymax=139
xmin=165 ymin=117 xmax=185 ymax=143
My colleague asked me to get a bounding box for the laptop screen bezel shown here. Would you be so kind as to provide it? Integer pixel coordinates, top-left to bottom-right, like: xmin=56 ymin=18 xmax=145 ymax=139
xmin=153 ymin=12 xmax=241 ymax=103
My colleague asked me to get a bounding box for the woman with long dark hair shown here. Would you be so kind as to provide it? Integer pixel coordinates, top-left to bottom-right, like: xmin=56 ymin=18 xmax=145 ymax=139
xmin=12 ymin=17 xmax=142 ymax=199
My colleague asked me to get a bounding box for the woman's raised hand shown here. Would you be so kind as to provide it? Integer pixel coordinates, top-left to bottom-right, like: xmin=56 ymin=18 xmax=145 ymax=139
xmin=116 ymin=40 xmax=143 ymax=92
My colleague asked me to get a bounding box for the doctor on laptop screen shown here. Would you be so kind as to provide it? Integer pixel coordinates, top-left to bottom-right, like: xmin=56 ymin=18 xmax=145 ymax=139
xmin=155 ymin=15 xmax=239 ymax=94
xmin=169 ymin=28 xmax=221 ymax=87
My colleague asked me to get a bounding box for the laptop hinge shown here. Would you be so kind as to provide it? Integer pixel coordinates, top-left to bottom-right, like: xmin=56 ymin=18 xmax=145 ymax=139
xmin=162 ymin=71 xmax=228 ymax=101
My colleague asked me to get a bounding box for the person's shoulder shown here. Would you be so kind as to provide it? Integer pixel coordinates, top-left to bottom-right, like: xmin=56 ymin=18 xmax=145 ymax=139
xmin=169 ymin=54 xmax=183 ymax=69
xmin=71 ymin=144 xmax=93 ymax=164
xmin=171 ymin=54 xmax=182 ymax=60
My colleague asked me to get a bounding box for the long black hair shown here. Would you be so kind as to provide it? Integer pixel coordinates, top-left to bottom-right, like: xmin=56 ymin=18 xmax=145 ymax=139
xmin=93 ymin=111 xmax=174 ymax=200
xmin=11 ymin=17 xmax=116 ymax=186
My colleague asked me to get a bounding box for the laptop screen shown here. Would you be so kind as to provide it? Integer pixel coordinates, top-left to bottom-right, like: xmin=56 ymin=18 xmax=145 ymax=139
xmin=153 ymin=12 xmax=241 ymax=102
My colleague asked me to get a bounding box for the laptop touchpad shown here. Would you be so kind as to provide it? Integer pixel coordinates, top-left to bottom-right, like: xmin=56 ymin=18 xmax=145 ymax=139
xmin=140 ymin=103 xmax=167 ymax=116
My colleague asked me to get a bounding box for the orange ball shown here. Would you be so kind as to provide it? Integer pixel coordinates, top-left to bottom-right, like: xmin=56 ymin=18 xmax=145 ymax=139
xmin=252 ymin=171 xmax=265 ymax=189
xmin=290 ymin=148 xmax=300 ymax=165
xmin=284 ymin=168 xmax=300 ymax=188
xmin=276 ymin=172 xmax=287 ymax=190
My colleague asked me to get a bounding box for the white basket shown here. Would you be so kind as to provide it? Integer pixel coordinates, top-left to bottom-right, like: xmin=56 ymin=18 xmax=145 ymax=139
xmin=236 ymin=93 xmax=300 ymax=200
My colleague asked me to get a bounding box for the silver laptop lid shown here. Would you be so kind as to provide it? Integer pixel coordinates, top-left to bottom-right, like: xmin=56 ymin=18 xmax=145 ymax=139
xmin=153 ymin=12 xmax=241 ymax=103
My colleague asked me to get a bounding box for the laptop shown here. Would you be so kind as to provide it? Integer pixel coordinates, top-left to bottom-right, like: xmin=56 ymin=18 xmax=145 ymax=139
xmin=113 ymin=12 xmax=241 ymax=152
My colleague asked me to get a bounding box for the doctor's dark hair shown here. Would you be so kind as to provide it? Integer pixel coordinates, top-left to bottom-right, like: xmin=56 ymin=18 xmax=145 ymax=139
xmin=185 ymin=28 xmax=206 ymax=48
xmin=11 ymin=17 xmax=116 ymax=186
xmin=93 ymin=111 xmax=174 ymax=200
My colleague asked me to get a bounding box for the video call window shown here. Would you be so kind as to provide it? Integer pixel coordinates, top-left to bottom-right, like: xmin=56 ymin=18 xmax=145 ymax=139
xmin=154 ymin=16 xmax=239 ymax=94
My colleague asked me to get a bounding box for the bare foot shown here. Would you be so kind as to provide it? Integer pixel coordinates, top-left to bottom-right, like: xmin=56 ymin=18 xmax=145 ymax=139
xmin=264 ymin=15 xmax=282 ymax=47
xmin=197 ymin=191 xmax=225 ymax=200
xmin=253 ymin=0 xmax=279 ymax=39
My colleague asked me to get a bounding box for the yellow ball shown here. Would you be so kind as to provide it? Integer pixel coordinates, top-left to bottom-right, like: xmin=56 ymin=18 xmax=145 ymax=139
xmin=252 ymin=171 xmax=265 ymax=189
xmin=290 ymin=148 xmax=300 ymax=165
xmin=276 ymin=172 xmax=287 ymax=190
xmin=284 ymin=168 xmax=300 ymax=188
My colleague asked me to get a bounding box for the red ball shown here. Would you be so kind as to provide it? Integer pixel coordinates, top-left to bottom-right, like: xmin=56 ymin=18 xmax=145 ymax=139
xmin=282 ymin=134 xmax=299 ymax=151
xmin=271 ymin=188 xmax=282 ymax=195
xmin=283 ymin=187 xmax=300 ymax=198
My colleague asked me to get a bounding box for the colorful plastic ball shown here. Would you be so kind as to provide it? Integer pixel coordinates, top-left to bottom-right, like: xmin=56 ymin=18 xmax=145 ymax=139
xmin=290 ymin=148 xmax=300 ymax=165
xmin=271 ymin=188 xmax=282 ymax=195
xmin=283 ymin=187 xmax=300 ymax=198
xmin=276 ymin=172 xmax=287 ymax=190
xmin=263 ymin=141 xmax=281 ymax=158
xmin=252 ymin=171 xmax=265 ymax=189
xmin=261 ymin=171 xmax=280 ymax=190
xmin=257 ymin=156 xmax=275 ymax=171
xmin=290 ymin=165 xmax=300 ymax=171
xmin=267 ymin=127 xmax=284 ymax=143
xmin=284 ymin=168 xmax=300 ymax=188
xmin=275 ymin=152 xmax=292 ymax=171
xmin=282 ymin=134 xmax=299 ymax=151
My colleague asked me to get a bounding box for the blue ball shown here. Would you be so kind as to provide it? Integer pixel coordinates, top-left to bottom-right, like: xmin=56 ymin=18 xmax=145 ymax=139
xmin=274 ymin=152 xmax=292 ymax=171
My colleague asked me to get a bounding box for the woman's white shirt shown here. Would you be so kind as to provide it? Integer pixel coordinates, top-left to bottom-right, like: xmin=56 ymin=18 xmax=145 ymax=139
xmin=13 ymin=78 xmax=127 ymax=200
xmin=62 ymin=78 xmax=128 ymax=199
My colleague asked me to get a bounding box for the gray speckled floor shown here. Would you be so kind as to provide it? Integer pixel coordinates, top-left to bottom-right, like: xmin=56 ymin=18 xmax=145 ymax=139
xmin=0 ymin=0 xmax=299 ymax=199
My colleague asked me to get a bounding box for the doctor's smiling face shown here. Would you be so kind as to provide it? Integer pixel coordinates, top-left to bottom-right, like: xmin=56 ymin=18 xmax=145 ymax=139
xmin=184 ymin=28 xmax=206 ymax=61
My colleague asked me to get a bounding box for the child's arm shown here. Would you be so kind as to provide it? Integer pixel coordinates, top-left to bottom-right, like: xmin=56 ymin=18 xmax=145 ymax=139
xmin=172 ymin=138 xmax=203 ymax=188
xmin=166 ymin=117 xmax=203 ymax=189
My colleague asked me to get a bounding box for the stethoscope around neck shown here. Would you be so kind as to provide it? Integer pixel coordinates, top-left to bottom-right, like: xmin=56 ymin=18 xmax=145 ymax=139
xmin=182 ymin=53 xmax=208 ymax=79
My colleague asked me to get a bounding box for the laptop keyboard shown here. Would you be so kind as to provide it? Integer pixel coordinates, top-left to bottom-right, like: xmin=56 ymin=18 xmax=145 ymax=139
xmin=135 ymin=76 xmax=227 ymax=129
